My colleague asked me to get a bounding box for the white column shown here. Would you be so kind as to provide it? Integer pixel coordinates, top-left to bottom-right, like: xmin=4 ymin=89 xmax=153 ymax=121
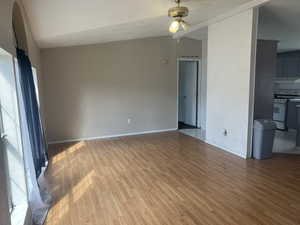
xmin=206 ymin=8 xmax=258 ymax=158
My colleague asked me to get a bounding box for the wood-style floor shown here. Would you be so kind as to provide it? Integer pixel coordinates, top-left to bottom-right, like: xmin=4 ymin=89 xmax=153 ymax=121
xmin=45 ymin=131 xmax=300 ymax=225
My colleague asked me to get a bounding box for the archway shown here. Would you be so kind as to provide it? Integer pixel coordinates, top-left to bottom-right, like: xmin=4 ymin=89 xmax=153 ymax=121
xmin=12 ymin=1 xmax=28 ymax=52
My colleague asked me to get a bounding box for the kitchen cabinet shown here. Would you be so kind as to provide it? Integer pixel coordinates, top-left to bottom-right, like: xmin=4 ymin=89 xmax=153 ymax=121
xmin=254 ymin=40 xmax=278 ymax=120
xmin=277 ymin=51 xmax=300 ymax=77
xmin=287 ymin=100 xmax=300 ymax=129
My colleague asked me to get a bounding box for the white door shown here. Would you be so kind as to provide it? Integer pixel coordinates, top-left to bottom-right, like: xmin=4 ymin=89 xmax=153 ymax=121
xmin=179 ymin=61 xmax=198 ymax=126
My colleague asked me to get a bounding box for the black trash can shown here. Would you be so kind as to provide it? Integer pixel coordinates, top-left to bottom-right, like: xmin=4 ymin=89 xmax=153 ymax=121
xmin=253 ymin=119 xmax=276 ymax=159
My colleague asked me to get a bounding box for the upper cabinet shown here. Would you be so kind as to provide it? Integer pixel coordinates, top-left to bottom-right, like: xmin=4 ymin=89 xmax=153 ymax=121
xmin=277 ymin=51 xmax=300 ymax=77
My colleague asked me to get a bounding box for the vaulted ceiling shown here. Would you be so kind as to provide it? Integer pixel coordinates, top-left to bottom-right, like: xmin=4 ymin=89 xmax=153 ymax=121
xmin=21 ymin=0 xmax=253 ymax=48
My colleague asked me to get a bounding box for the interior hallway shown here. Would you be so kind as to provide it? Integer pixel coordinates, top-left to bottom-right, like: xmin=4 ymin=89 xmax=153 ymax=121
xmin=45 ymin=132 xmax=300 ymax=225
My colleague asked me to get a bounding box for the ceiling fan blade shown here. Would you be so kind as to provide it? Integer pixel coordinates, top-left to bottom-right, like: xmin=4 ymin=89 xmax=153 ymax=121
xmin=180 ymin=20 xmax=190 ymax=31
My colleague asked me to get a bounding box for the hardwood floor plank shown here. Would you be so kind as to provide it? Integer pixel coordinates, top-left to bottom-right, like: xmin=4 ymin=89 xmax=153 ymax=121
xmin=44 ymin=132 xmax=300 ymax=225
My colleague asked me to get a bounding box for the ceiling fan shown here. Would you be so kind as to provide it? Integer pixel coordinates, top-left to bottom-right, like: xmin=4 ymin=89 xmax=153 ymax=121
xmin=168 ymin=0 xmax=190 ymax=34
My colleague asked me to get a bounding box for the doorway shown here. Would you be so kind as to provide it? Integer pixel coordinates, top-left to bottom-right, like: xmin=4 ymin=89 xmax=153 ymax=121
xmin=178 ymin=60 xmax=198 ymax=128
xmin=177 ymin=58 xmax=203 ymax=139
xmin=249 ymin=1 xmax=300 ymax=157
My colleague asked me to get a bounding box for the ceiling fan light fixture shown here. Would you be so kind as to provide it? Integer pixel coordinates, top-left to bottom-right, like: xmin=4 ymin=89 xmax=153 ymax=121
xmin=169 ymin=19 xmax=180 ymax=33
xmin=168 ymin=0 xmax=190 ymax=34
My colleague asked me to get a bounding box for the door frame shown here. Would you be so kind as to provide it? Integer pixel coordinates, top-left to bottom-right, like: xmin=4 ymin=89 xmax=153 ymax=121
xmin=177 ymin=58 xmax=202 ymax=129
xmin=247 ymin=8 xmax=259 ymax=158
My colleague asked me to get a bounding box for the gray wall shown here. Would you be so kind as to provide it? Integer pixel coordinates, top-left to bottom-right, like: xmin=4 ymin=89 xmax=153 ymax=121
xmin=176 ymin=38 xmax=202 ymax=58
xmin=42 ymin=37 xmax=202 ymax=142
xmin=254 ymin=40 xmax=278 ymax=119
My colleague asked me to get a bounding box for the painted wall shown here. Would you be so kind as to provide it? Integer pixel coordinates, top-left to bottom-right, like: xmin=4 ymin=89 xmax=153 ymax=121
xmin=176 ymin=38 xmax=202 ymax=58
xmin=0 ymin=1 xmax=40 ymax=66
xmin=0 ymin=1 xmax=41 ymax=225
xmin=206 ymin=9 xmax=256 ymax=158
xmin=0 ymin=0 xmax=15 ymax=55
xmin=41 ymin=37 xmax=202 ymax=143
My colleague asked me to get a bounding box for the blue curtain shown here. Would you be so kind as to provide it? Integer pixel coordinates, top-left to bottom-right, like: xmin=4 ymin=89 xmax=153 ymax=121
xmin=16 ymin=48 xmax=47 ymax=177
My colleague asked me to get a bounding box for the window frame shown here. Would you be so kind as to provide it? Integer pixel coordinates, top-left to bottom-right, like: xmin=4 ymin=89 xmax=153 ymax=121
xmin=0 ymin=49 xmax=29 ymax=225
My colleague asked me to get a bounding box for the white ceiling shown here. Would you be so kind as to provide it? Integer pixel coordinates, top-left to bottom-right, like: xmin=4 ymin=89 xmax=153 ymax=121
xmin=258 ymin=0 xmax=300 ymax=52
xmin=21 ymin=0 xmax=253 ymax=48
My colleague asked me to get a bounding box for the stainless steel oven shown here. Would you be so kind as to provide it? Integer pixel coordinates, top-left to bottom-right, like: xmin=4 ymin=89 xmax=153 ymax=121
xmin=273 ymin=94 xmax=300 ymax=130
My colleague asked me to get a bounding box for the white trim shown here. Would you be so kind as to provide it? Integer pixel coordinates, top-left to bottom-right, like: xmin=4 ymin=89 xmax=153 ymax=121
xmin=204 ymin=139 xmax=248 ymax=159
xmin=48 ymin=128 xmax=178 ymax=144
xmin=173 ymin=0 xmax=270 ymax=39
xmin=176 ymin=59 xmax=179 ymax=129
xmin=177 ymin=57 xmax=200 ymax=61
xmin=246 ymin=7 xmax=259 ymax=159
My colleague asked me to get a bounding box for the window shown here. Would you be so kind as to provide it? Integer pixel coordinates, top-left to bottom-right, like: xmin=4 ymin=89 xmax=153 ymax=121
xmin=0 ymin=48 xmax=28 ymax=225
xmin=31 ymin=67 xmax=40 ymax=107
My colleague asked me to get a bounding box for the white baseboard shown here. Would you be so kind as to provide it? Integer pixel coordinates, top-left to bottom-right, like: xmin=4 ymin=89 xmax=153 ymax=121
xmin=48 ymin=128 xmax=178 ymax=144
xmin=48 ymin=129 xmax=248 ymax=159
xmin=204 ymin=139 xmax=247 ymax=159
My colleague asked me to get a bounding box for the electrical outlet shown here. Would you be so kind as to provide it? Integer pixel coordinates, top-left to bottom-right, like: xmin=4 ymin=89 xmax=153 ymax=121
xmin=127 ymin=118 xmax=131 ymax=124
xmin=162 ymin=59 xmax=169 ymax=64
xmin=223 ymin=129 xmax=228 ymax=136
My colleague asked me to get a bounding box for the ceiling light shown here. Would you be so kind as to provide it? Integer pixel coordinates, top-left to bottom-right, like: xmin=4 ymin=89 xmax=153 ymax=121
xmin=168 ymin=0 xmax=190 ymax=34
xmin=169 ymin=19 xmax=180 ymax=33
